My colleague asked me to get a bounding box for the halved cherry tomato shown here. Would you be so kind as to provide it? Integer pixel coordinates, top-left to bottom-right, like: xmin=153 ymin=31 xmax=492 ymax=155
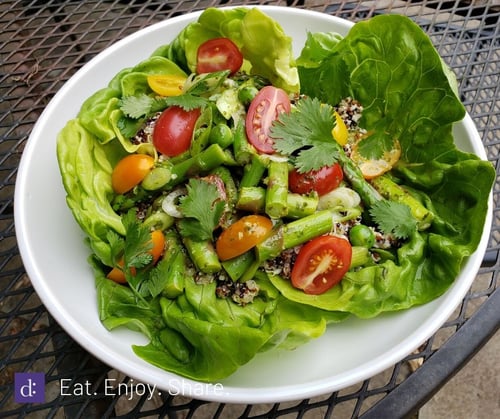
xmin=216 ymin=215 xmax=273 ymax=261
xmin=289 ymin=163 xmax=343 ymax=196
xmin=245 ymin=86 xmax=291 ymax=154
xmin=112 ymin=154 xmax=155 ymax=194
xmin=196 ymin=37 xmax=243 ymax=75
xmin=291 ymin=235 xmax=352 ymax=295
xmin=107 ymin=230 xmax=165 ymax=284
xmin=332 ymin=111 xmax=349 ymax=145
xmin=153 ymin=106 xmax=201 ymax=157
xmin=149 ymin=229 xmax=166 ymax=262
xmin=147 ymin=74 xmax=186 ymax=97
xmin=350 ymin=138 xmax=401 ymax=180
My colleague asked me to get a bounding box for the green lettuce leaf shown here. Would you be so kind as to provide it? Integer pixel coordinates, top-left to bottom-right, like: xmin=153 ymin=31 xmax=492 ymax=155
xmin=78 ymin=56 xmax=186 ymax=154
xmin=94 ymin=256 xmax=347 ymax=382
xmin=299 ymin=14 xmax=466 ymax=163
xmin=158 ymin=7 xmax=299 ymax=92
xmin=57 ymin=120 xmax=125 ymax=265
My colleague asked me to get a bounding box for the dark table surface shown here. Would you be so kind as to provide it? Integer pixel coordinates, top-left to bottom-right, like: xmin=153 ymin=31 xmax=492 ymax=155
xmin=1 ymin=1 xmax=499 ymax=418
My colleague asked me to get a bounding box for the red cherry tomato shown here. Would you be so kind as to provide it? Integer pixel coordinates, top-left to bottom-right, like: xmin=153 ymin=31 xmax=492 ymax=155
xmin=291 ymin=235 xmax=352 ymax=295
xmin=245 ymin=86 xmax=291 ymax=154
xmin=153 ymin=106 xmax=201 ymax=157
xmin=289 ymin=164 xmax=343 ymax=196
xmin=196 ymin=37 xmax=243 ymax=75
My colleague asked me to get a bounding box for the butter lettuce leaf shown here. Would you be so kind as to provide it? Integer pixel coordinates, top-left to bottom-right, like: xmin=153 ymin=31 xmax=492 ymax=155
xmin=299 ymin=14 xmax=466 ymax=163
xmin=157 ymin=7 xmax=299 ymax=92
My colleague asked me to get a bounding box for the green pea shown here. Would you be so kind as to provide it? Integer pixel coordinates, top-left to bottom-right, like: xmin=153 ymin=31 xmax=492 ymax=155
xmin=238 ymin=86 xmax=259 ymax=105
xmin=209 ymin=123 xmax=233 ymax=148
xmin=349 ymin=224 xmax=375 ymax=248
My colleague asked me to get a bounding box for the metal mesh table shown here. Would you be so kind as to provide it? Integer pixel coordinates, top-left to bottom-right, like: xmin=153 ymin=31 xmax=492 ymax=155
xmin=1 ymin=1 xmax=499 ymax=417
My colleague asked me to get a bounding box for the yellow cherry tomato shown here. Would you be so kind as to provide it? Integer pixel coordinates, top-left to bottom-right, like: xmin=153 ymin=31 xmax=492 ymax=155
xmin=147 ymin=74 xmax=187 ymax=97
xmin=111 ymin=154 xmax=155 ymax=194
xmin=216 ymin=215 xmax=273 ymax=261
xmin=332 ymin=111 xmax=349 ymax=146
xmin=351 ymin=139 xmax=401 ymax=179
xmin=107 ymin=230 xmax=165 ymax=284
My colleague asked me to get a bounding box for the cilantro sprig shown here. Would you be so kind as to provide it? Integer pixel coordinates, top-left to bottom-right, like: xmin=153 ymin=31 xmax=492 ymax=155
xmin=119 ymin=71 xmax=230 ymax=119
xmin=107 ymin=211 xmax=174 ymax=301
xmin=369 ymin=200 xmax=418 ymax=239
xmin=270 ymin=97 xmax=341 ymax=173
xmin=120 ymin=93 xmax=207 ymax=119
xmin=178 ymin=178 xmax=226 ymax=241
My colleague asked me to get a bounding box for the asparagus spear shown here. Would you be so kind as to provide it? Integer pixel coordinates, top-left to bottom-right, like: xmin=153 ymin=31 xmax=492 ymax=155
xmin=221 ymin=251 xmax=256 ymax=281
xmin=161 ymin=230 xmax=186 ymax=298
xmin=265 ymin=160 xmax=289 ymax=219
xmin=237 ymin=186 xmax=318 ymax=218
xmin=240 ymin=154 xmax=267 ymax=187
xmin=165 ymin=144 xmax=234 ymax=189
xmin=337 ymin=151 xmax=382 ymax=207
xmin=182 ymin=236 xmax=221 ymax=274
xmin=233 ymin=121 xmax=256 ymax=165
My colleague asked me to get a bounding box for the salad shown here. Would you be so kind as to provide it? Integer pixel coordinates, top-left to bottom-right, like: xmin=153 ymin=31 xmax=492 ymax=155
xmin=56 ymin=8 xmax=494 ymax=382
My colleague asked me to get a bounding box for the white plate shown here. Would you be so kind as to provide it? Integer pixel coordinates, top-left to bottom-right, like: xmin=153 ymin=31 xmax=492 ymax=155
xmin=14 ymin=6 xmax=491 ymax=404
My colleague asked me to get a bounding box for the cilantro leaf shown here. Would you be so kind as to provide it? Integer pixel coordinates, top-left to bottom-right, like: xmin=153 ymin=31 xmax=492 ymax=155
xmin=106 ymin=229 xmax=124 ymax=263
xmin=162 ymin=94 xmax=208 ymax=112
xmin=369 ymin=200 xmax=418 ymax=239
xmin=120 ymin=93 xmax=207 ymax=120
xmin=120 ymin=94 xmax=155 ymax=119
xmin=270 ymin=97 xmax=340 ymax=173
xmin=135 ymin=253 xmax=176 ymax=299
xmin=116 ymin=116 xmax=145 ymax=138
xmin=121 ymin=211 xmax=153 ymax=270
xmin=178 ymin=178 xmax=226 ymax=241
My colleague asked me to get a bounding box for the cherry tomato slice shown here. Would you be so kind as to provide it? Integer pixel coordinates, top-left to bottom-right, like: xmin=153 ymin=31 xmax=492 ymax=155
xmin=107 ymin=230 xmax=166 ymax=284
xmin=291 ymin=235 xmax=352 ymax=295
xmin=289 ymin=163 xmax=343 ymax=196
xmin=350 ymin=138 xmax=401 ymax=180
xmin=153 ymin=106 xmax=201 ymax=157
xmin=147 ymin=74 xmax=186 ymax=97
xmin=245 ymin=86 xmax=291 ymax=154
xmin=196 ymin=37 xmax=243 ymax=75
xmin=112 ymin=154 xmax=155 ymax=194
xmin=216 ymin=215 xmax=273 ymax=261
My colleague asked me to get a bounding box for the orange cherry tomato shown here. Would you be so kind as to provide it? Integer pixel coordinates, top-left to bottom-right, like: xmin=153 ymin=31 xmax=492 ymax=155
xmin=216 ymin=215 xmax=273 ymax=261
xmin=106 ymin=260 xmax=129 ymax=284
xmin=111 ymin=154 xmax=155 ymax=194
xmin=149 ymin=229 xmax=166 ymax=263
xmin=107 ymin=230 xmax=165 ymax=284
